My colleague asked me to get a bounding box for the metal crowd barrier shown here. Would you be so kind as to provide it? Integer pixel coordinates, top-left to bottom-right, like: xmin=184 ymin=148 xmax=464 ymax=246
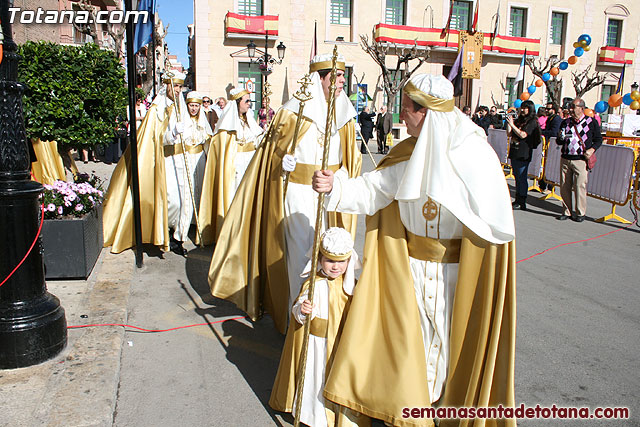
xmin=634 ymin=156 xmax=640 ymax=211
xmin=527 ymin=137 xmax=547 ymax=193
xmin=587 ymin=144 xmax=637 ymax=224
xmin=487 ymin=129 xmax=513 ymax=179
xmin=539 ymin=138 xmax=563 ymax=202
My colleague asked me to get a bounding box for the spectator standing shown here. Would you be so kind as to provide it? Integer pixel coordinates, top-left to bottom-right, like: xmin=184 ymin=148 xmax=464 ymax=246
xmin=537 ymin=106 xmax=547 ymax=130
xmin=462 ymin=105 xmax=472 ymax=117
xmin=488 ymin=106 xmax=503 ymax=129
xmin=472 ymin=106 xmax=491 ymax=135
xmin=375 ymin=106 xmax=393 ymax=154
xmin=555 ymin=98 xmax=602 ymax=222
xmin=358 ymin=105 xmax=376 ymax=154
xmin=506 ymin=100 xmax=541 ymax=210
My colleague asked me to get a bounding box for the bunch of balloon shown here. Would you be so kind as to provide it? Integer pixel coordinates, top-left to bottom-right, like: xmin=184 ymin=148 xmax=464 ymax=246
xmin=512 ymin=34 xmax=593 ymax=109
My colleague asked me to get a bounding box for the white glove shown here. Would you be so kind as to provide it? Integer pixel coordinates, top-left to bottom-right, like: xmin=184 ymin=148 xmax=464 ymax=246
xmin=282 ymin=154 xmax=297 ymax=172
xmin=173 ymin=121 xmax=185 ymax=137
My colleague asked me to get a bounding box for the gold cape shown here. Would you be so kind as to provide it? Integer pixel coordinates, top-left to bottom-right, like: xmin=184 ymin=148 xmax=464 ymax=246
xmin=31 ymin=139 xmax=66 ymax=185
xmin=208 ymin=108 xmax=362 ymax=334
xmin=197 ymin=130 xmax=241 ymax=245
xmin=102 ymin=103 xmax=171 ymax=253
xmin=323 ymin=139 xmax=517 ymax=427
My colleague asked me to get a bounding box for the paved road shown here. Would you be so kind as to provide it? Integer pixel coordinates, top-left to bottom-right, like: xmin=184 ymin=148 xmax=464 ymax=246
xmin=97 ymin=148 xmax=639 ymax=426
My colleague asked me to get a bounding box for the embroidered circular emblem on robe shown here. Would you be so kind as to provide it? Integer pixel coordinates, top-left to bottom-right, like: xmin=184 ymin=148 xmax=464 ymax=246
xmin=422 ymin=198 xmax=438 ymax=221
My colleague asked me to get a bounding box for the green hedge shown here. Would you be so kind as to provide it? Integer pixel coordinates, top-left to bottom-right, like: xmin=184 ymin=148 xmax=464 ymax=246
xmin=18 ymin=41 xmax=128 ymax=149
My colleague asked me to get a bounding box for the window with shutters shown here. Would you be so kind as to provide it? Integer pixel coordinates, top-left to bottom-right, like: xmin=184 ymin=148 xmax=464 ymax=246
xmin=606 ymin=19 xmax=622 ymax=47
xmin=330 ymin=0 xmax=351 ymax=25
xmin=550 ymin=12 xmax=566 ymax=45
xmin=451 ymin=1 xmax=472 ymax=31
xmin=385 ymin=0 xmax=405 ymax=25
xmin=238 ymin=0 xmax=262 ymax=16
xmin=509 ymin=7 xmax=527 ymax=37
xmin=238 ymin=63 xmax=262 ymax=119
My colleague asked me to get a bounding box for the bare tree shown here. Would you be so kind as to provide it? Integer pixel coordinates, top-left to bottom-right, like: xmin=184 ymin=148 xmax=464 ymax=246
xmin=71 ymin=0 xmax=125 ymax=59
xmin=360 ymin=31 xmax=431 ymax=112
xmin=526 ymin=56 xmax=562 ymax=107
xmin=571 ymin=64 xmax=612 ymax=99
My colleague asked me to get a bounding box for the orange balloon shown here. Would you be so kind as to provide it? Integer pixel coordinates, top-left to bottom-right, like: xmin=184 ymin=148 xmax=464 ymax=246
xmin=535 ymin=79 xmax=544 ymax=87
xmin=520 ymin=92 xmax=530 ymax=101
xmin=568 ymin=56 xmax=578 ymax=65
xmin=629 ymin=100 xmax=640 ymax=110
xmin=584 ymin=108 xmax=594 ymax=117
xmin=608 ymin=94 xmax=623 ymax=108
xmin=550 ymin=67 xmax=560 ymax=76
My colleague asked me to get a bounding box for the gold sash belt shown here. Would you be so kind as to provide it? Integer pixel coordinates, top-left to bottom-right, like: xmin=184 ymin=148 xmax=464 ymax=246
xmin=407 ymin=231 xmax=461 ymax=264
xmin=309 ymin=317 xmax=328 ymax=338
xmin=164 ymin=143 xmax=204 ymax=157
xmin=236 ymin=142 xmax=256 ymax=153
xmin=289 ymin=163 xmax=340 ymax=185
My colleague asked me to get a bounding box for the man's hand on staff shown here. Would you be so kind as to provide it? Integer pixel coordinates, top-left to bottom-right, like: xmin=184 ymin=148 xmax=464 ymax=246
xmin=312 ymin=170 xmax=334 ymax=193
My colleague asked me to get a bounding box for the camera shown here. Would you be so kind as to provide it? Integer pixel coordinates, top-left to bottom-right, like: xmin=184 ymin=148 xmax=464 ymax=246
xmin=505 ymin=110 xmax=518 ymax=119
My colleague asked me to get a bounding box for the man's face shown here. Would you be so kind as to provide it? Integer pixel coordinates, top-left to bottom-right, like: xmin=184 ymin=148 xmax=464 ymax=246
xmin=320 ymin=70 xmax=346 ymax=100
xmin=238 ymin=94 xmax=251 ymax=114
xmin=217 ymin=98 xmax=227 ymax=109
xmin=399 ymin=94 xmax=427 ymax=138
xmin=569 ymin=101 xmax=584 ymax=120
xmin=166 ymin=82 xmax=183 ymax=101
xmin=203 ymin=98 xmax=211 ymax=108
xmin=546 ymin=104 xmax=556 ymax=116
xmin=187 ymin=102 xmax=201 ymax=116
xmin=490 ymin=108 xmax=497 ymax=115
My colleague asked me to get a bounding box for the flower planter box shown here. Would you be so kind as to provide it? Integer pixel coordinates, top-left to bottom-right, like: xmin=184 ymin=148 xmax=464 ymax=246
xmin=41 ymin=206 xmax=103 ymax=279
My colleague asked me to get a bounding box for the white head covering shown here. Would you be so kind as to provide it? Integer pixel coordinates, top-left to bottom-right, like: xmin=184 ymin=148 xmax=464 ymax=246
xmin=213 ymin=87 xmax=263 ymax=137
xmin=283 ymin=53 xmax=356 ymax=134
xmin=152 ymin=75 xmax=188 ymax=122
xmin=397 ymin=73 xmax=515 ymax=244
xmin=182 ymin=91 xmax=213 ymax=137
xmin=186 ymin=91 xmax=203 ymax=105
xmin=161 ymin=70 xmax=186 ymax=84
xmin=301 ymin=227 xmax=361 ymax=296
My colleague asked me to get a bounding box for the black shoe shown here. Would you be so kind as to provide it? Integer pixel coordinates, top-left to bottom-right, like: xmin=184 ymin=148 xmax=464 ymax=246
xmin=512 ymin=203 xmax=526 ymax=210
xmin=573 ymin=215 xmax=585 ymax=222
xmin=170 ymin=238 xmax=188 ymax=256
xmin=556 ymin=214 xmax=570 ymax=220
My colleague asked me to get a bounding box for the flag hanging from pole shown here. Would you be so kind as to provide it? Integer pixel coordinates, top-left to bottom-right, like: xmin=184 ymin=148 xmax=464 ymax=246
xmin=514 ymin=48 xmax=527 ymax=84
xmin=133 ymin=0 xmax=155 ymax=55
xmin=615 ymin=63 xmax=625 ymax=94
xmin=310 ymin=21 xmax=317 ymax=61
xmin=471 ymin=0 xmax=480 ymax=33
xmin=440 ymin=0 xmax=454 ymax=39
xmin=448 ymin=40 xmax=464 ymax=97
xmin=490 ymin=1 xmax=500 ymax=47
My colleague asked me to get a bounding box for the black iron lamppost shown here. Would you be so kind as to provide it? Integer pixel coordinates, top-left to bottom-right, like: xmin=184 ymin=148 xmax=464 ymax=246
xmin=246 ymin=35 xmax=285 ymax=110
xmin=0 ymin=0 xmax=67 ymax=368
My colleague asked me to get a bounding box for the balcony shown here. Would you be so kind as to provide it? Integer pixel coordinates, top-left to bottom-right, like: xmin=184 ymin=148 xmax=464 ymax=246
xmin=597 ymin=46 xmax=634 ymax=66
xmin=373 ymin=23 xmax=540 ymax=57
xmin=225 ymin=12 xmax=279 ymax=40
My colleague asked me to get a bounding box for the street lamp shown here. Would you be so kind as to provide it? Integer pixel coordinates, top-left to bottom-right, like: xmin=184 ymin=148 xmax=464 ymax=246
xmin=246 ymin=35 xmax=286 ymax=114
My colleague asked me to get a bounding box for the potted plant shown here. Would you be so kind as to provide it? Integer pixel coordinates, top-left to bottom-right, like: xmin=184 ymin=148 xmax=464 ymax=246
xmin=40 ymin=174 xmax=105 ymax=279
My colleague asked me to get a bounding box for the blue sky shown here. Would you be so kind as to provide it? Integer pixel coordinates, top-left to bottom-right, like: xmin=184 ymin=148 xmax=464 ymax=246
xmin=156 ymin=0 xmax=193 ymax=68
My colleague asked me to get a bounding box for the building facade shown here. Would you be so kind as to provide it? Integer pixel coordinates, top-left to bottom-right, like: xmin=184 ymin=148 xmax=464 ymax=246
xmin=192 ymin=0 xmax=639 ymax=130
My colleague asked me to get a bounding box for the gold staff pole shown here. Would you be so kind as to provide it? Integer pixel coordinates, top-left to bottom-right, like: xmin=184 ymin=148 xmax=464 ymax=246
xmin=283 ymin=74 xmax=313 ymax=200
xmin=166 ymin=71 xmax=204 ymax=247
xmin=292 ymin=46 xmax=339 ymax=427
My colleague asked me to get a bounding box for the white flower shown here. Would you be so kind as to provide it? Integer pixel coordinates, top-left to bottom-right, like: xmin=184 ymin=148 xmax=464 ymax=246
xmin=47 ymin=203 xmax=56 ymax=212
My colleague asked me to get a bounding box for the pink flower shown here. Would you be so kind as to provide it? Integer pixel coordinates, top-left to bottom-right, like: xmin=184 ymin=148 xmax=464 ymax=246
xmin=47 ymin=203 xmax=55 ymax=212
xmin=57 ymin=206 xmax=63 ymax=215
xmin=75 ymin=204 xmax=83 ymax=211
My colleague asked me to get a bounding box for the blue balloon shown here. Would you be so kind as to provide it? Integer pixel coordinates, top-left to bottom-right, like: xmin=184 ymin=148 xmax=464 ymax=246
xmin=542 ymin=73 xmax=551 ymax=82
xmin=528 ymin=85 xmax=536 ymax=94
xmin=594 ymin=101 xmax=608 ymax=113
xmin=578 ymin=34 xmax=592 ymax=45
xmin=574 ymin=47 xmax=584 ymax=57
xmin=559 ymin=61 xmax=569 ymax=70
xmin=622 ymin=93 xmax=633 ymax=106
xmin=514 ymin=99 xmax=523 ymax=108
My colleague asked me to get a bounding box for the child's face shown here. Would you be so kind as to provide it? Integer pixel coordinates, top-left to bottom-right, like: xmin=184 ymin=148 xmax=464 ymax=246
xmin=320 ymin=255 xmax=349 ymax=279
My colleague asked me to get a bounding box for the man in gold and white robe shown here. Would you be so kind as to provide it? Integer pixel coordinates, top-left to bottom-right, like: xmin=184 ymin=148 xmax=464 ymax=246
xmin=164 ymin=91 xmax=212 ymax=252
xmin=207 ymin=53 xmax=362 ymax=334
xmin=313 ymin=74 xmax=517 ymax=427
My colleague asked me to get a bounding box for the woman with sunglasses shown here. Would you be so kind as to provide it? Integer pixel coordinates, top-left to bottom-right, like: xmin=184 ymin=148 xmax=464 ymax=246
xmin=506 ymin=99 xmax=542 ymax=210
